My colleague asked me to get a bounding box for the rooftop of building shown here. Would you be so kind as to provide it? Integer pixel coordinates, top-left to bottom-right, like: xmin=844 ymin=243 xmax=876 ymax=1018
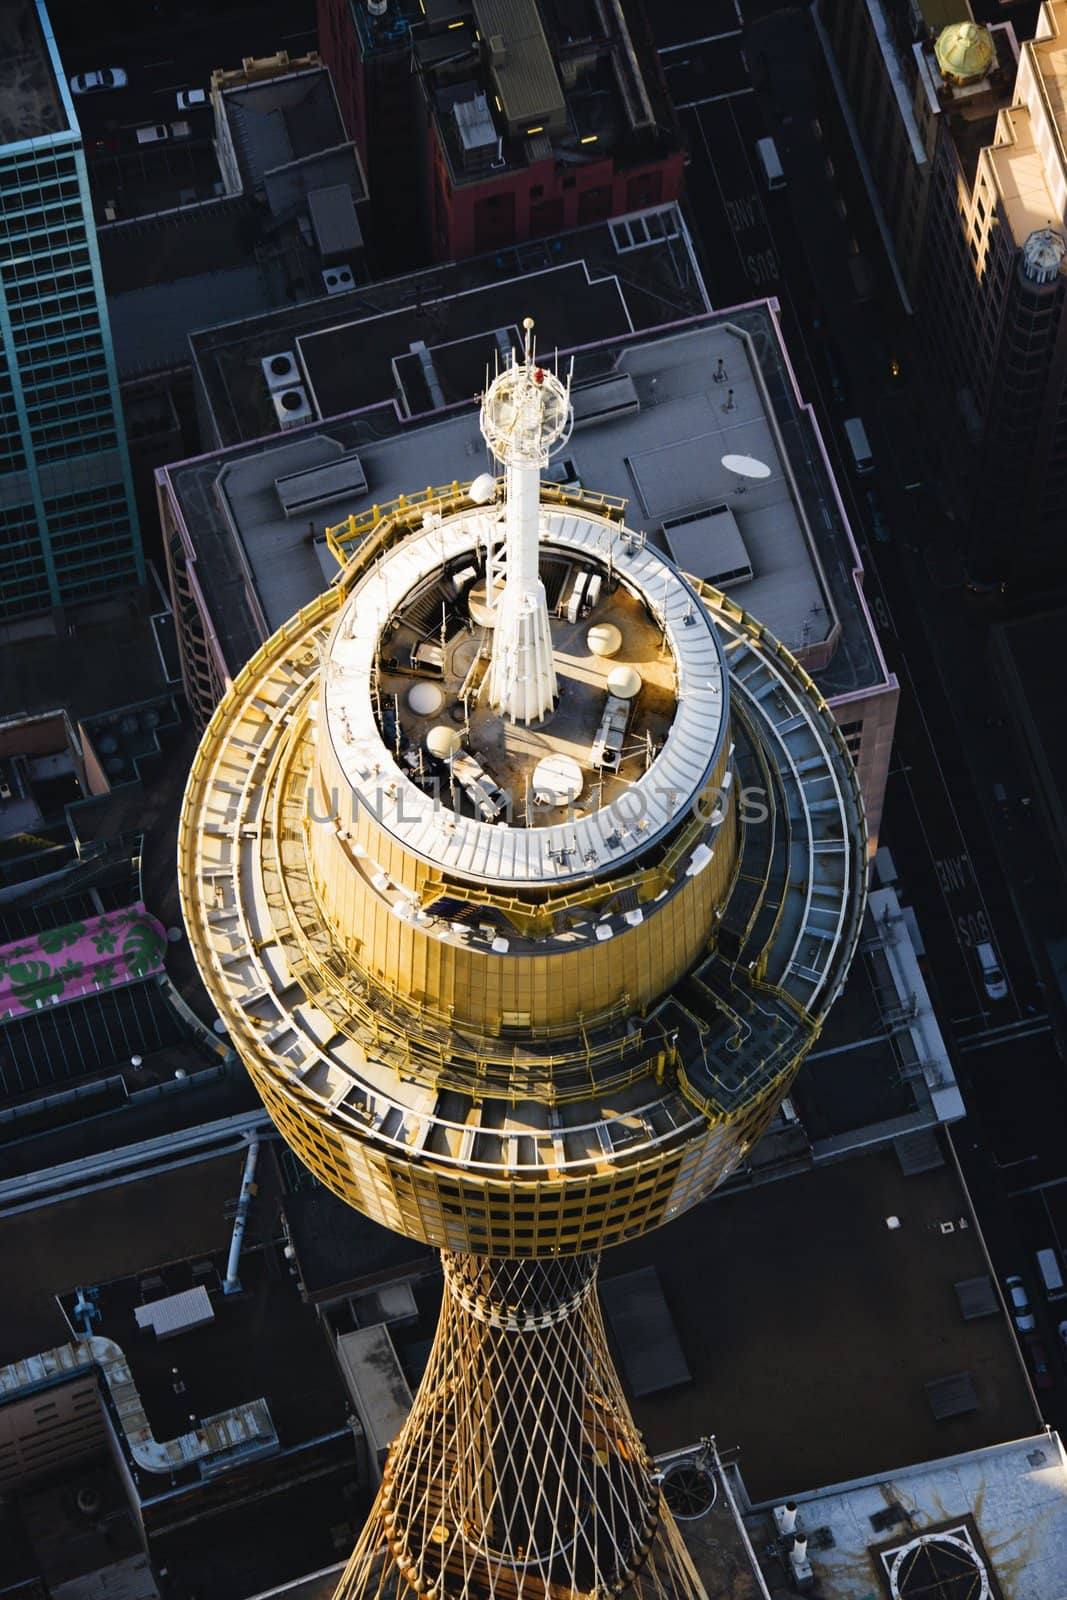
xmin=406 ymin=0 xmax=678 ymax=190
xmin=99 ymin=199 xmax=279 ymax=380
xmin=166 ymin=296 xmax=890 ymax=716
xmin=188 ymin=206 xmax=710 ymax=446
xmin=744 ymin=1432 xmax=1067 ymax=1600
xmin=921 ymin=0 xmax=973 ymax=29
xmin=216 ymin=60 xmax=359 ymax=194
xmin=282 ymin=1176 xmax=434 ymax=1302
xmin=2 ymin=1142 xmax=348 ymax=1448
xmin=0 ymin=1 xmax=70 ymax=148
xmin=600 ymin=1141 xmax=1038 ymax=1503
xmin=79 ymin=49 xmax=365 ymax=373
xmin=984 ymin=6 xmax=1067 ymax=251
xmin=0 ymin=1143 xmax=413 ymax=1595
xmin=913 ymin=20 xmax=1015 ymax=189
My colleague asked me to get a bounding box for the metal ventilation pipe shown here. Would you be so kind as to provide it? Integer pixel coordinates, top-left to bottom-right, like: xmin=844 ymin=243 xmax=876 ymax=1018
xmin=778 ymin=1502 xmax=798 ymax=1535
xmin=791 ymin=1535 xmax=809 ymax=1565
xmin=410 ymin=341 xmax=446 ymax=411
xmin=223 ymin=1137 xmax=260 ymax=1295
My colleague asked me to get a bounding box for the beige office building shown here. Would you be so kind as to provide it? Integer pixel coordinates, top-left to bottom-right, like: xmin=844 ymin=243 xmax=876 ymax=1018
xmin=821 ymin=1 xmax=1067 ymax=570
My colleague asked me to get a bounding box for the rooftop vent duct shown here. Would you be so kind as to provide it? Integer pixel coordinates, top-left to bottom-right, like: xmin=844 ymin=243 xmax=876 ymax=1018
xmin=272 ymin=386 xmax=313 ymax=430
xmin=322 ymin=265 xmax=355 ymax=295
xmin=261 ymin=351 xmax=300 ymax=392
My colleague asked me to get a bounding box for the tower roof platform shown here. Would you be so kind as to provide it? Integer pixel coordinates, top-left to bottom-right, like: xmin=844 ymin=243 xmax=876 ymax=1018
xmin=164 ymin=302 xmax=888 ymax=713
xmin=603 ymin=1146 xmax=1038 ymax=1504
xmin=187 ymin=207 xmax=710 ymax=449
xmin=744 ymin=1431 xmax=1067 ymax=1600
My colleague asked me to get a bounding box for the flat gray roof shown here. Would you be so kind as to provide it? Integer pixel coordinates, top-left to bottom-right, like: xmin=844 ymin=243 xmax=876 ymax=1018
xmin=1 ymin=2 xmax=69 ymax=146
xmin=165 ymin=304 xmax=887 ymax=707
xmin=601 ymin=1147 xmax=1038 ymax=1502
xmin=336 ymin=1325 xmax=412 ymax=1458
xmin=188 ymin=206 xmax=710 ymax=447
xmin=600 ymin=1266 xmax=691 ymax=1397
xmin=744 ymin=1433 xmax=1067 ymax=1600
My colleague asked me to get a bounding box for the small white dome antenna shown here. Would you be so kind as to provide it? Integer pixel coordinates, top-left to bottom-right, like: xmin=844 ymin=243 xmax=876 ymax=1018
xmin=468 ymin=472 xmax=496 ymax=504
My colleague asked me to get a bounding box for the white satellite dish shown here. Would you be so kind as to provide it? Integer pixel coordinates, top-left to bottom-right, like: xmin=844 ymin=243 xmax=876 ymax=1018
xmin=721 ymin=453 xmax=772 ymax=480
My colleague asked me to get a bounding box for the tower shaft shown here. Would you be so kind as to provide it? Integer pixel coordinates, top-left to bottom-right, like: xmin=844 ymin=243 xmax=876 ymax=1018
xmin=335 ymin=1254 xmax=705 ymax=1600
xmin=485 ymin=452 xmax=557 ymax=724
xmin=480 ymin=319 xmax=570 ymax=726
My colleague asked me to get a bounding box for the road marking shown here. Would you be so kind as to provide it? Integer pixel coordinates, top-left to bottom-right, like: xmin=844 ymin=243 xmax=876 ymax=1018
xmin=144 ymin=60 xmax=176 ymax=68
xmin=935 ymin=853 xmax=973 ymax=895
xmin=957 ymin=1013 xmax=1049 ymax=1046
xmin=676 ymin=87 xmax=754 ymax=109
xmin=659 ymin=30 xmax=743 ymax=52
xmin=958 ymin=1021 xmax=1051 ymax=1054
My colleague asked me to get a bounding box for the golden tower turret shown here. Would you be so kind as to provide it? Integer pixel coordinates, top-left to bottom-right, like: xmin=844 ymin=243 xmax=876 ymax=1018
xmin=179 ymin=321 xmax=866 ymax=1600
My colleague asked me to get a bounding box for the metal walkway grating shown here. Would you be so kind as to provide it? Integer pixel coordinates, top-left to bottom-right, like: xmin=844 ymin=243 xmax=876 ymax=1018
xmin=0 ymin=981 xmax=184 ymax=1102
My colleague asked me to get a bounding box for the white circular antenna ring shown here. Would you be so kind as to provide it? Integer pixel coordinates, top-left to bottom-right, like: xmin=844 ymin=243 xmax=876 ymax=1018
xmin=480 ymin=317 xmax=572 ymax=469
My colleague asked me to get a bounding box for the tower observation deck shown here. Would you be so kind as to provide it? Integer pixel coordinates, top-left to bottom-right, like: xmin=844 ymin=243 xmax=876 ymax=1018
xmin=180 ymin=322 xmax=867 ymax=1600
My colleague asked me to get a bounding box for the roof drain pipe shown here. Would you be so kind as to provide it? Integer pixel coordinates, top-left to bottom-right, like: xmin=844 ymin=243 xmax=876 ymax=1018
xmin=223 ymin=1136 xmax=260 ymax=1296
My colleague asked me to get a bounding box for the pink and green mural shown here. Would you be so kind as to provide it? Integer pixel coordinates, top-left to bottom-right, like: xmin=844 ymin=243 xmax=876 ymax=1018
xmin=0 ymin=904 xmax=168 ymax=1019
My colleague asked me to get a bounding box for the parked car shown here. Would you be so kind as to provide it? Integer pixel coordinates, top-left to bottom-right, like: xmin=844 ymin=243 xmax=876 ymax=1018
xmin=176 ymin=88 xmax=208 ymax=110
xmin=135 ymin=124 xmax=169 ymax=145
xmin=976 ymin=940 xmax=1008 ymax=1001
xmin=865 ymin=488 xmax=890 ymax=544
xmin=70 ymin=67 xmax=127 ymax=94
xmin=1006 ymin=1276 xmax=1036 ymax=1332
xmin=1025 ymin=1335 xmax=1055 ymax=1390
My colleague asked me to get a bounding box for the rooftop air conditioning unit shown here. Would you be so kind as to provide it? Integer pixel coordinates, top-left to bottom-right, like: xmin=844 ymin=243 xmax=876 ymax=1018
xmin=273 ymin=386 xmax=313 ymax=430
xmin=322 ymin=265 xmax=355 ymax=295
xmin=261 ymin=351 xmax=300 ymax=392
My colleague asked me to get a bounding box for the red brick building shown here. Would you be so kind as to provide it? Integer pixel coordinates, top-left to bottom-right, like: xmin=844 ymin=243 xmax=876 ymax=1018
xmin=318 ymin=0 xmax=683 ymax=266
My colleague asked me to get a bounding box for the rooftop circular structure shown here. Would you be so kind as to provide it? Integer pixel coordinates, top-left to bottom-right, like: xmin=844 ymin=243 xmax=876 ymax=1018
xmin=320 ymin=505 xmax=727 ymax=888
xmin=1022 ymin=226 xmax=1067 ymax=284
xmin=935 ymin=21 xmax=995 ymax=84
xmin=180 ymin=497 xmax=865 ymax=1256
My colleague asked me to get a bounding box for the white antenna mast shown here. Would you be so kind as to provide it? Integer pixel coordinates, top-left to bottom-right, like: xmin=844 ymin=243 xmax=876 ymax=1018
xmin=479 ymin=316 xmax=572 ymax=725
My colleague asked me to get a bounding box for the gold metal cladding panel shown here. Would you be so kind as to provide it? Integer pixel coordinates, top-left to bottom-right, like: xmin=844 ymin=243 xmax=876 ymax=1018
xmin=244 ymin=1039 xmax=813 ymax=1257
xmin=311 ymin=705 xmax=735 ymax=912
xmin=303 ymin=801 xmax=735 ymax=1033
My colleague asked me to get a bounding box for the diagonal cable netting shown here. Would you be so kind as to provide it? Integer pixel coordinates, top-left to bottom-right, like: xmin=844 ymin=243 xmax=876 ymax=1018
xmin=332 ymin=1254 xmax=710 ymax=1600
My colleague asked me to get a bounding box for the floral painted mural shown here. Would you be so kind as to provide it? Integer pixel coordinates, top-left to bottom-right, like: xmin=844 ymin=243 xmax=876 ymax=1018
xmin=0 ymin=904 xmax=168 ymax=1018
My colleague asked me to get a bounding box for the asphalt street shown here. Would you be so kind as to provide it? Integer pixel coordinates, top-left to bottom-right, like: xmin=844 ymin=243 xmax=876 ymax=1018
xmin=652 ymin=0 xmax=1067 ymax=1426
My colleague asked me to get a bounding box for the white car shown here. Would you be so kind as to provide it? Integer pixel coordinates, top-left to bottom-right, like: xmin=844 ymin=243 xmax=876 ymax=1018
xmin=1006 ymin=1275 xmax=1035 ymax=1333
xmin=70 ymin=68 xmax=127 ymax=94
xmin=976 ymin=940 xmax=1008 ymax=1001
xmin=176 ymin=88 xmax=208 ymax=110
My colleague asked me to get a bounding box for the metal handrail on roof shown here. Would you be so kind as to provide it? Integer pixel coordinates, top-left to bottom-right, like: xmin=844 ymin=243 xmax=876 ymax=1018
xmin=324 ymin=481 xmax=627 ymax=568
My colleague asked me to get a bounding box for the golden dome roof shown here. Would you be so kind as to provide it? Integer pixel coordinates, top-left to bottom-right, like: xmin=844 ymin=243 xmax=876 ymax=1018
xmin=935 ymin=21 xmax=996 ymax=85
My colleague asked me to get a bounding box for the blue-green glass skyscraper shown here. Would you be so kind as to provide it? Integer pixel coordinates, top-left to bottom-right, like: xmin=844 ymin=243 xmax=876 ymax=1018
xmin=0 ymin=0 xmax=143 ymax=622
